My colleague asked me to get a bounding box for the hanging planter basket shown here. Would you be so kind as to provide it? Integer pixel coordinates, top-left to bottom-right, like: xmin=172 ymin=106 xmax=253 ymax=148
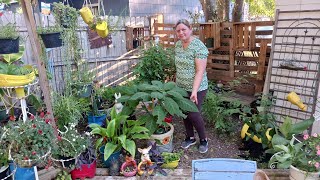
xmin=0 ymin=69 xmax=36 ymax=88
xmin=39 ymin=32 xmax=62 ymax=48
xmin=80 ymin=7 xmax=94 ymax=24
xmin=0 ymin=38 xmax=19 ymax=54
xmin=96 ymin=21 xmax=109 ymax=38
xmin=65 ymin=0 xmax=84 ymax=10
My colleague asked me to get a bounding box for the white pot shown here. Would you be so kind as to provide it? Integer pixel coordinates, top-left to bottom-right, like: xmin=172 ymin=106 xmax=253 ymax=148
xmin=290 ymin=165 xmax=320 ymax=180
xmin=150 ymin=123 xmax=174 ymax=153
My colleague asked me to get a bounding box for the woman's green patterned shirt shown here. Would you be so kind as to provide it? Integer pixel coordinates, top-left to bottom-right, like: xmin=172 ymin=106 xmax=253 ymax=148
xmin=175 ymin=38 xmax=209 ymax=92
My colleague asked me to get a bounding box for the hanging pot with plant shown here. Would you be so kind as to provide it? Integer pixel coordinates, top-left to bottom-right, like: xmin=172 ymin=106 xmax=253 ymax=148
xmin=38 ymin=26 xmax=62 ymax=48
xmin=0 ymin=23 xmax=19 ymax=54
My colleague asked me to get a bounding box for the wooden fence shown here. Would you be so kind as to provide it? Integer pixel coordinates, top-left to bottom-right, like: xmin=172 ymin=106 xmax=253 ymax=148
xmin=154 ymin=21 xmax=274 ymax=95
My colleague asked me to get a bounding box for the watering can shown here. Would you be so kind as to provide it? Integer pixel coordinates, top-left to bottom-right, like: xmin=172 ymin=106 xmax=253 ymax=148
xmin=287 ymin=92 xmax=307 ymax=111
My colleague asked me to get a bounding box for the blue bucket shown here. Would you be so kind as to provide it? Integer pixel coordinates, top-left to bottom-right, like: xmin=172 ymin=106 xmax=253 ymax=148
xmin=99 ymin=146 xmax=121 ymax=168
xmin=10 ymin=163 xmax=35 ymax=180
xmin=87 ymin=113 xmax=106 ymax=126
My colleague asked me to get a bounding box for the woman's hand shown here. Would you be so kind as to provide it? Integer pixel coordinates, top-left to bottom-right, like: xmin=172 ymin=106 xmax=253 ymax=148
xmin=190 ymin=91 xmax=198 ymax=105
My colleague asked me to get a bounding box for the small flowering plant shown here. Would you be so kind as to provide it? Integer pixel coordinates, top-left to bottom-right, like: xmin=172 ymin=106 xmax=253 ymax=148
xmin=269 ymin=133 xmax=320 ymax=172
xmin=51 ymin=123 xmax=89 ymax=159
xmin=4 ymin=113 xmax=55 ymax=167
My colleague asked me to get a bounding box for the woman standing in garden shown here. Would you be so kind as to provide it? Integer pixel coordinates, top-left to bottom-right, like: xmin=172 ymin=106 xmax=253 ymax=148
xmin=174 ymin=19 xmax=209 ymax=153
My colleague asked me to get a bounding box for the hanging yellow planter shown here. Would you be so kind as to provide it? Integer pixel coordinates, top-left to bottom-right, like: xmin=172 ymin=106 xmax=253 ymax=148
xmin=96 ymin=21 xmax=109 ymax=38
xmin=79 ymin=7 xmax=94 ymax=24
xmin=0 ymin=66 xmax=36 ymax=87
xmin=15 ymin=87 xmax=25 ymax=98
xmin=240 ymin=123 xmax=272 ymax=144
xmin=161 ymin=159 xmax=179 ymax=169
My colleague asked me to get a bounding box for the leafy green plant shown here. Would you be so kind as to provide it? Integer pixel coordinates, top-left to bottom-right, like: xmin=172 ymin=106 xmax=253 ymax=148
xmin=4 ymin=113 xmax=55 ymax=167
xmin=37 ymin=26 xmax=62 ymax=34
xmin=52 ymin=123 xmax=89 ymax=158
xmin=52 ymin=93 xmax=89 ymax=129
xmin=266 ymin=116 xmax=314 ymax=154
xmin=0 ymin=62 xmax=32 ymax=75
xmin=133 ymin=45 xmax=175 ymax=83
xmin=0 ymin=23 xmax=19 ymax=39
xmin=161 ymin=151 xmax=182 ymax=163
xmin=240 ymin=94 xmax=277 ymax=148
xmin=52 ymin=2 xmax=78 ymax=29
xmin=269 ymin=129 xmax=320 ymax=172
xmin=118 ymin=81 xmax=198 ymax=135
xmin=89 ymin=107 xmax=150 ymax=161
xmin=202 ymin=89 xmax=242 ymax=134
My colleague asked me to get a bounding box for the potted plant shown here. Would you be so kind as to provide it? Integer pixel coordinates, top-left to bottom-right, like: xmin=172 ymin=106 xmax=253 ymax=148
xmin=161 ymin=151 xmax=182 ymax=169
xmin=269 ymin=132 xmax=320 ymax=179
xmin=70 ymin=143 xmax=97 ymax=179
xmin=53 ymin=2 xmax=78 ymax=29
xmin=133 ymin=45 xmax=176 ymax=83
xmin=89 ymin=106 xmax=150 ymax=168
xmin=118 ymin=80 xmax=198 ymax=153
xmin=37 ymin=26 xmax=63 ymax=48
xmin=120 ymin=155 xmax=137 ymax=177
xmin=0 ymin=23 xmax=19 ymax=54
xmin=4 ymin=113 xmax=55 ymax=179
xmin=51 ymin=123 xmax=89 ymax=170
xmin=0 ymin=129 xmax=11 ymax=179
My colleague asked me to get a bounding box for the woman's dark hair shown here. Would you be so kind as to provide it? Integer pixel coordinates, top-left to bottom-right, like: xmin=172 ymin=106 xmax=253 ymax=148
xmin=174 ymin=19 xmax=191 ymax=29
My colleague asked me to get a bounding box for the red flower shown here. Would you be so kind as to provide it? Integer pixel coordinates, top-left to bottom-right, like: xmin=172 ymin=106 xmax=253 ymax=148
xmin=9 ymin=116 xmax=15 ymax=121
xmin=24 ymin=156 xmax=29 ymax=160
xmin=32 ymin=151 xmax=37 ymax=155
xmin=32 ymin=124 xmax=36 ymax=128
xmin=57 ymin=136 xmax=62 ymax=141
xmin=30 ymin=115 xmax=35 ymax=120
xmin=46 ymin=112 xmax=51 ymax=115
xmin=45 ymin=119 xmax=50 ymax=124
xmin=164 ymin=116 xmax=173 ymax=123
xmin=40 ymin=112 xmax=45 ymax=118
xmin=38 ymin=130 xmax=43 ymax=134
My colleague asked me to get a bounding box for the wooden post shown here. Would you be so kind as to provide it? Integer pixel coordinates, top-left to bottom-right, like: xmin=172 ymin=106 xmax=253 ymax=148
xmin=20 ymin=0 xmax=57 ymax=132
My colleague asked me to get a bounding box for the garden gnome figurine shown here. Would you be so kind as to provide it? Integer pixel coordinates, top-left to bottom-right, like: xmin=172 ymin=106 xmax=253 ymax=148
xmin=114 ymin=93 xmax=123 ymax=114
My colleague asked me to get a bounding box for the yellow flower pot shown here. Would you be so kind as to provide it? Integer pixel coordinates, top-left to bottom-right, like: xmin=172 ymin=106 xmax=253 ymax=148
xmin=0 ymin=70 xmax=36 ymax=87
xmin=287 ymin=92 xmax=307 ymax=111
xmin=240 ymin=123 xmax=272 ymax=143
xmin=161 ymin=159 xmax=179 ymax=169
xmin=96 ymin=21 xmax=109 ymax=38
xmin=137 ymin=161 xmax=153 ymax=176
xmin=79 ymin=7 xmax=93 ymax=24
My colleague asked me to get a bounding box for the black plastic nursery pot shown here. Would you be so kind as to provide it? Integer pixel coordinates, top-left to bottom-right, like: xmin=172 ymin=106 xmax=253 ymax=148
xmin=65 ymin=0 xmax=84 ymax=10
xmin=40 ymin=32 xmax=62 ymax=48
xmin=0 ymin=166 xmax=11 ymax=180
xmin=0 ymin=38 xmax=19 ymax=54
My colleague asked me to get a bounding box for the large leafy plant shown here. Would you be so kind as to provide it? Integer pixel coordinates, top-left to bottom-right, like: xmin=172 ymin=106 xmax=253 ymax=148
xmin=118 ymin=81 xmax=198 ymax=135
xmin=0 ymin=23 xmax=19 ymax=39
xmin=89 ymin=107 xmax=150 ymax=161
xmin=133 ymin=45 xmax=175 ymax=83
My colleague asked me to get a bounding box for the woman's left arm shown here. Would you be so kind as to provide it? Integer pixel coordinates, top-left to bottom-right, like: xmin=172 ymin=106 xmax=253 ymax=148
xmin=190 ymin=58 xmax=207 ymax=104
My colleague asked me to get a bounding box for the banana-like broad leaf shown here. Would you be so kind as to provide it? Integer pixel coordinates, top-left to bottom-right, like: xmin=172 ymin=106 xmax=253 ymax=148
xmin=172 ymin=86 xmax=188 ymax=97
xmin=89 ymin=123 xmax=101 ymax=130
xmin=131 ymin=133 xmax=150 ymax=139
xmin=163 ymin=81 xmax=175 ymax=91
xmin=167 ymin=90 xmax=184 ymax=99
xmin=271 ymin=134 xmax=289 ymax=148
xmin=150 ymin=92 xmax=164 ymax=99
xmin=153 ymin=105 xmax=166 ymax=124
xmin=95 ymin=138 xmax=104 ymax=150
xmin=129 ymin=126 xmax=149 ymax=134
xmin=163 ymin=97 xmax=179 ymax=115
xmin=175 ymin=98 xmax=199 ymax=112
xmin=90 ymin=127 xmax=102 ymax=135
xmin=290 ymin=117 xmax=314 ymax=137
xmin=106 ymin=119 xmax=116 ymax=137
xmin=3 ymin=46 xmax=25 ymax=64
xmin=130 ymin=92 xmax=150 ymax=101
xmin=104 ymin=142 xmax=118 ymax=161
xmin=279 ymin=116 xmax=292 ymax=139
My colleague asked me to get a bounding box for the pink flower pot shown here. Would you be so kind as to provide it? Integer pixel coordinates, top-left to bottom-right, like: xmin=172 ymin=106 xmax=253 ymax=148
xmin=120 ymin=160 xmax=137 ymax=177
xmin=70 ymin=160 xmax=96 ymax=180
